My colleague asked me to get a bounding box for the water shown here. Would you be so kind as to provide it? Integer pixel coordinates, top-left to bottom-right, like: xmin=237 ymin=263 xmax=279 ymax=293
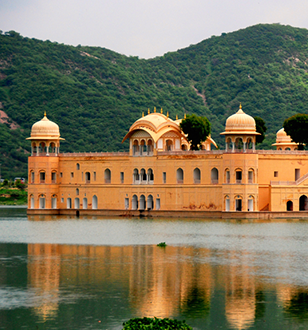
xmin=1 ymin=209 xmax=308 ymax=329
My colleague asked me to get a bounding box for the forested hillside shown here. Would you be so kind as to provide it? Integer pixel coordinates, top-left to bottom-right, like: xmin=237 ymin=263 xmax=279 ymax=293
xmin=1 ymin=24 xmax=308 ymax=178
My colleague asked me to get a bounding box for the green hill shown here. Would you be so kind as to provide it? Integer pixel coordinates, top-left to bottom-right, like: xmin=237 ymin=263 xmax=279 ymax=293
xmin=1 ymin=24 xmax=308 ymax=178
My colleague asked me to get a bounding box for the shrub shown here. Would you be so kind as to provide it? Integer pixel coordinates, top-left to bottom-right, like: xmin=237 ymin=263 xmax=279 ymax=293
xmin=122 ymin=317 xmax=192 ymax=330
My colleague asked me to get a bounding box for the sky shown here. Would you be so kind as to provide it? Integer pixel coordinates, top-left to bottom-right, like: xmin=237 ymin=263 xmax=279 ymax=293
xmin=1 ymin=0 xmax=308 ymax=59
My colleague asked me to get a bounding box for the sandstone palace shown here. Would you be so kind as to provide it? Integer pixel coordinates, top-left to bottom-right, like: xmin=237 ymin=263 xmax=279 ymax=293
xmin=27 ymin=106 xmax=308 ymax=218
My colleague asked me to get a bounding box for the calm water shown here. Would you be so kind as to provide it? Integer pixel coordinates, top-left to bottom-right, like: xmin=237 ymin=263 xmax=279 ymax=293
xmin=1 ymin=209 xmax=308 ymax=329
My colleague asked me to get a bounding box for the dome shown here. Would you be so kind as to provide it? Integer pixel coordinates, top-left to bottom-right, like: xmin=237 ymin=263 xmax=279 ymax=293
xmin=28 ymin=113 xmax=62 ymax=140
xmin=224 ymin=105 xmax=256 ymax=133
xmin=276 ymin=128 xmax=293 ymax=143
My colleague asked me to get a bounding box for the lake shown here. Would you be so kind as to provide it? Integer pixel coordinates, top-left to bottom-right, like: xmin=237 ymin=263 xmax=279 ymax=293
xmin=1 ymin=208 xmax=308 ymax=329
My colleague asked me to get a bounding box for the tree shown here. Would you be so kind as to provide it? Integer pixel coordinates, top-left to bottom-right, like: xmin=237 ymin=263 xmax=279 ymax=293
xmin=180 ymin=114 xmax=211 ymax=150
xmin=254 ymin=116 xmax=267 ymax=144
xmin=283 ymin=114 xmax=308 ymax=150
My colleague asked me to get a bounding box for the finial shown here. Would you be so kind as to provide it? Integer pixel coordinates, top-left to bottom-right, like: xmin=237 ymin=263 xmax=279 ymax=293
xmin=161 ymin=108 xmax=163 ymax=114
xmin=142 ymin=112 xmax=144 ymax=117
xmin=167 ymin=111 xmax=169 ymax=118
xmin=176 ymin=115 xmax=178 ymax=120
xmin=44 ymin=111 xmax=46 ymax=117
xmin=148 ymin=108 xmax=150 ymax=115
xmin=184 ymin=113 xmax=186 ymax=119
xmin=154 ymin=107 xmax=156 ymax=113
xmin=239 ymin=103 xmax=242 ymax=109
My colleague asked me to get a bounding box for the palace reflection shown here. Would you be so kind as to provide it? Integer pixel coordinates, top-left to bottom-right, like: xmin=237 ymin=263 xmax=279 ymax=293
xmin=27 ymin=243 xmax=308 ymax=328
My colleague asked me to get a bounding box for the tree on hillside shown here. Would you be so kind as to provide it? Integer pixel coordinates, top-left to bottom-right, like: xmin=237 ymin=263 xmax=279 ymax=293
xmin=283 ymin=114 xmax=308 ymax=150
xmin=254 ymin=117 xmax=267 ymax=144
xmin=180 ymin=114 xmax=211 ymax=150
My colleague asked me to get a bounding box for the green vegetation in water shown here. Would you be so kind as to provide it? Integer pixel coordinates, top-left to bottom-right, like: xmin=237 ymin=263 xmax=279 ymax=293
xmin=2 ymin=24 xmax=308 ymax=177
xmin=157 ymin=242 xmax=167 ymax=247
xmin=122 ymin=317 xmax=192 ymax=330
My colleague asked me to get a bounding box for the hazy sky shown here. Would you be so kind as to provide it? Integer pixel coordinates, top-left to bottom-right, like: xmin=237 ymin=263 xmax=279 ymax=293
xmin=1 ymin=0 xmax=308 ymax=58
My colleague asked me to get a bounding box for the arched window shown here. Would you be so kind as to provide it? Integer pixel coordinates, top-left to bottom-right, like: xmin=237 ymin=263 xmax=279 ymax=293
xmin=30 ymin=171 xmax=35 ymax=183
xmin=133 ymin=140 xmax=139 ymax=155
xmin=235 ymin=137 xmax=243 ymax=151
xmin=193 ymin=168 xmax=201 ymax=184
xmin=287 ymin=200 xmax=293 ymax=211
xmin=211 ymin=168 xmax=219 ymax=184
xmin=50 ymin=142 xmax=56 ymax=154
xmin=104 ymin=169 xmax=111 ymax=184
xmin=76 ymin=163 xmax=80 ymax=170
xmin=226 ymin=137 xmax=232 ymax=151
xmin=85 ymin=172 xmax=90 ymax=183
xmin=299 ymin=195 xmax=308 ymax=211
xmin=30 ymin=195 xmax=34 ymax=209
xmin=92 ymin=195 xmax=98 ymax=209
xmin=39 ymin=171 xmax=46 ymax=184
xmin=235 ymin=169 xmax=242 ymax=184
xmin=225 ymin=169 xmax=230 ymax=184
xmin=51 ymin=195 xmax=57 ymax=209
xmin=147 ymin=140 xmax=153 ymax=155
xmin=39 ymin=194 xmax=45 ymax=209
xmin=133 ymin=169 xmax=139 ymax=183
xmin=181 ymin=144 xmax=187 ymax=151
xmin=67 ymin=198 xmax=72 ymax=209
xmin=166 ymin=139 xmax=173 ymax=151
xmin=74 ymin=198 xmax=80 ymax=209
xmin=285 ymin=147 xmax=291 ymax=151
xmin=139 ymin=195 xmax=146 ymax=210
xmin=235 ymin=196 xmax=242 ymax=211
xmin=140 ymin=140 xmax=146 ymax=155
xmin=247 ymin=138 xmax=253 ymax=150
xmin=176 ymin=168 xmax=184 ymax=184
xmin=76 ymin=188 xmax=79 ymax=196
xmin=225 ymin=195 xmax=230 ymax=211
xmin=51 ymin=171 xmax=57 ymax=183
xmin=147 ymin=195 xmax=154 ymax=210
xmin=248 ymin=196 xmax=254 ymax=212
xmin=132 ymin=195 xmax=138 ymax=210
xmin=147 ymin=168 xmax=154 ymax=183
xmin=83 ymin=197 xmax=88 ymax=209
xmin=39 ymin=142 xmax=46 ymax=154
xmin=248 ymin=169 xmax=254 ymax=184
xmin=140 ymin=168 xmax=147 ymax=183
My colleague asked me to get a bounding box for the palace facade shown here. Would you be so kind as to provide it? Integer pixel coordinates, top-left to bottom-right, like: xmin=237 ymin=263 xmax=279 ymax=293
xmin=27 ymin=106 xmax=308 ymax=218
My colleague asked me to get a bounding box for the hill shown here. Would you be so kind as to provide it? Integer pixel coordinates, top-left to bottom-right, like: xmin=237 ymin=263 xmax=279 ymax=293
xmin=1 ymin=24 xmax=308 ymax=178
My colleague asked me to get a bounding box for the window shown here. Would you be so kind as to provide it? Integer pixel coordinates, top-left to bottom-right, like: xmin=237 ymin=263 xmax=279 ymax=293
xmin=39 ymin=195 xmax=45 ymax=209
xmin=147 ymin=169 xmax=154 ymax=183
xmin=140 ymin=168 xmax=147 ymax=183
xmin=74 ymin=198 xmax=80 ymax=209
xmin=163 ymin=172 xmax=166 ymax=184
xmin=147 ymin=195 xmax=154 ymax=210
xmin=156 ymin=198 xmax=161 ymax=210
xmin=193 ymin=168 xmax=201 ymax=184
xmin=166 ymin=139 xmax=173 ymax=151
xmin=211 ymin=168 xmax=219 ymax=184
xmin=120 ymin=172 xmax=124 ymax=184
xmin=125 ymin=198 xmax=129 ymax=209
xmin=51 ymin=172 xmax=57 ymax=183
xmin=92 ymin=195 xmax=98 ymax=209
xmin=287 ymin=200 xmax=293 ymax=211
xmin=274 ymin=171 xmax=278 ymax=178
xmin=236 ymin=170 xmax=242 ymax=184
xmin=225 ymin=197 xmax=230 ymax=211
xmin=30 ymin=195 xmax=34 ymax=209
xmin=295 ymin=169 xmax=300 ymax=181
xmin=236 ymin=198 xmax=242 ymax=211
xmin=76 ymin=163 xmax=80 ymax=170
xmin=76 ymin=188 xmax=79 ymax=196
xmin=71 ymin=172 xmax=74 ymax=179
xmin=60 ymin=172 xmax=63 ymax=178
xmin=94 ymin=172 xmax=96 ymax=181
xmin=67 ymin=198 xmax=72 ymax=209
xmin=39 ymin=172 xmax=45 ymax=184
xmin=133 ymin=169 xmax=139 ymax=184
xmin=104 ymin=169 xmax=111 ymax=184
xmin=225 ymin=170 xmax=230 ymax=184
xmin=176 ymin=168 xmax=184 ymax=184
xmin=85 ymin=172 xmax=90 ymax=183
xmin=51 ymin=195 xmax=57 ymax=209
xmin=83 ymin=197 xmax=88 ymax=209
xmin=31 ymin=171 xmax=34 ymax=183
xmin=248 ymin=170 xmax=254 ymax=184
xmin=61 ymin=198 xmax=64 ymax=203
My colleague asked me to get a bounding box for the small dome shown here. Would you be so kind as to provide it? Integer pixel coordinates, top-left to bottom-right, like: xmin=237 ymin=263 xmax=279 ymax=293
xmin=276 ymin=128 xmax=292 ymax=143
xmin=225 ymin=105 xmax=256 ymax=133
xmin=30 ymin=113 xmax=61 ymax=139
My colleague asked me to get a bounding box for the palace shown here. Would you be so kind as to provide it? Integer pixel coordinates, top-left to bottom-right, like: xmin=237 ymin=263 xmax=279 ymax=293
xmin=27 ymin=106 xmax=308 ymax=218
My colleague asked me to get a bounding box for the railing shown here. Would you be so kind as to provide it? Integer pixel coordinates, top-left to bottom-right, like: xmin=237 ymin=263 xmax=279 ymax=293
xmin=211 ymin=179 xmax=218 ymax=184
xmin=194 ymin=179 xmax=200 ymax=184
xmin=159 ymin=150 xmax=224 ymax=156
xmin=60 ymin=151 xmax=130 ymax=157
xmin=40 ymin=180 xmax=45 ymax=184
xmin=271 ymin=180 xmax=296 ymax=185
xmin=248 ymin=179 xmax=253 ymax=184
xmin=236 ymin=180 xmax=242 ymax=184
xmin=105 ymin=179 xmax=111 ymax=184
xmin=177 ymin=180 xmax=183 ymax=184
xmin=85 ymin=180 xmax=90 ymax=184
xmin=52 ymin=179 xmax=57 ymax=184
xmin=225 ymin=179 xmax=230 ymax=184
